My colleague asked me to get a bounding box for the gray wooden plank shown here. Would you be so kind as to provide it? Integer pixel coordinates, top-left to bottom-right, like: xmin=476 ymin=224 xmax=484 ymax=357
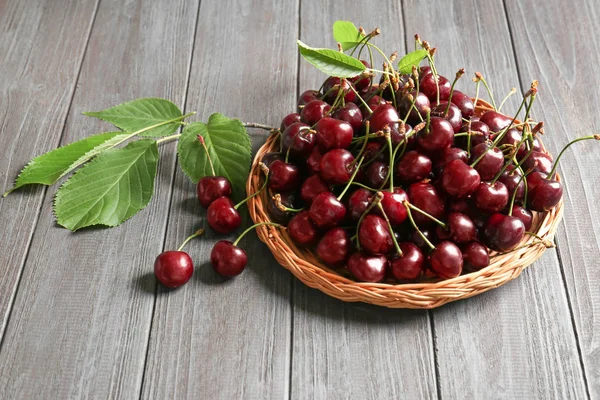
xmin=292 ymin=4 xmax=437 ymax=400
xmin=402 ymin=0 xmax=588 ymax=398
xmin=505 ymin=0 xmax=600 ymax=397
xmin=0 ymin=0 xmax=99 ymax=340
xmin=0 ymin=0 xmax=199 ymax=398
xmin=140 ymin=0 xmax=298 ymax=398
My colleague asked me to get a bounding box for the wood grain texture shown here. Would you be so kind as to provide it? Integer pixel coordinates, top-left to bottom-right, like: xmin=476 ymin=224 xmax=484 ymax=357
xmin=402 ymin=0 xmax=587 ymax=398
xmin=0 ymin=0 xmax=98 ymax=339
xmin=140 ymin=0 xmax=298 ymax=398
xmin=292 ymin=3 xmax=437 ymax=399
xmin=0 ymin=0 xmax=199 ymax=398
xmin=506 ymin=0 xmax=600 ymax=397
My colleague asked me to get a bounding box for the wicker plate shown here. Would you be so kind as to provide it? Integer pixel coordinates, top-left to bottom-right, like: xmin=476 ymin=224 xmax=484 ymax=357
xmin=246 ymin=99 xmax=564 ymax=308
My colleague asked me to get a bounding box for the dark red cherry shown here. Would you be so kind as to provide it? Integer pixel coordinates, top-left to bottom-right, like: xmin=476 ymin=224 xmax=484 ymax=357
xmin=362 ymin=141 xmax=386 ymax=163
xmin=419 ymin=66 xmax=433 ymax=79
xmin=309 ymin=192 xmax=346 ymax=229
xmin=197 ymin=176 xmax=232 ymax=208
xmin=261 ymin=152 xmax=285 ymax=168
xmin=420 ymin=74 xmax=452 ymax=102
xmin=315 ymin=117 xmax=353 ymax=152
xmin=300 ymin=174 xmax=330 ymax=204
xmin=364 ymin=161 xmax=389 ymax=189
xmin=377 ymin=188 xmax=408 ymax=225
xmin=210 ymin=241 xmax=247 ymax=277
xmin=511 ymin=205 xmax=533 ymax=230
xmin=429 ymin=241 xmax=463 ymax=279
xmin=431 ymin=101 xmax=463 ymax=133
xmin=470 ymin=142 xmax=504 ymax=180
xmin=449 ymin=90 xmax=474 ymax=119
xmin=287 ymin=211 xmax=319 ymax=246
xmin=267 ymin=192 xmax=298 ymax=225
xmin=462 ymin=242 xmax=490 ymax=271
xmin=417 ymin=117 xmax=454 ymax=153
xmin=359 ymin=214 xmax=394 ymax=255
xmin=347 ymin=188 xmax=372 ymax=221
xmin=306 ymin=147 xmax=322 ymax=174
xmin=410 ymin=229 xmax=438 ymax=250
xmin=301 ymin=100 xmax=331 ymax=125
xmin=396 ymin=150 xmax=432 ymax=182
xmin=317 ymin=228 xmax=351 ymax=266
xmin=268 ymin=160 xmax=301 ymax=192
xmin=445 ymin=212 xmax=477 ymax=243
xmin=522 ymin=151 xmax=553 ymax=175
xmin=398 ymin=91 xmax=431 ymax=124
xmin=322 ymin=77 xmax=356 ymax=104
xmin=207 ymin=196 xmax=242 ymax=234
xmin=154 ymin=251 xmax=193 ymax=288
xmin=365 ymin=95 xmax=387 ymax=113
xmin=441 ymin=159 xmax=481 ymax=198
xmin=448 ymin=199 xmax=470 ymax=215
xmin=434 ymin=147 xmax=468 ymax=174
xmin=280 ymin=113 xmax=302 ymax=131
xmin=319 ymin=149 xmax=355 ymax=185
xmin=458 ymin=120 xmax=490 ymax=148
xmin=479 ymin=110 xmax=512 ymax=133
xmin=527 ymin=176 xmax=563 ymax=211
xmin=498 ymin=165 xmax=525 ymax=204
xmin=347 ymin=252 xmax=388 ymax=283
xmin=333 ymin=102 xmax=363 ymax=134
xmin=498 ymin=128 xmax=525 ymax=156
xmin=367 ymin=104 xmax=400 ymax=133
xmin=297 ymin=90 xmax=320 ymax=110
xmin=483 ymin=213 xmax=525 ymax=251
xmin=407 ymin=182 xmax=446 ymax=226
xmin=282 ymin=122 xmax=315 ymax=157
xmin=350 ymin=60 xmax=372 ymax=91
xmin=390 ymin=242 xmax=424 ymax=281
xmin=474 ymin=181 xmax=509 ymax=214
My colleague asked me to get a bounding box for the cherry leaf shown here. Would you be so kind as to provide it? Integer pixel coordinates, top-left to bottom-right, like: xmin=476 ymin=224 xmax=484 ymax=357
xmin=332 ymin=21 xmax=362 ymax=51
xmin=397 ymin=49 xmax=429 ymax=74
xmin=297 ymin=40 xmax=366 ymax=78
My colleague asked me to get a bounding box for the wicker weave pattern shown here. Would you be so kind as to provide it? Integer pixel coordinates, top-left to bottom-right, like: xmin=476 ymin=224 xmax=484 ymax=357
xmin=246 ymin=100 xmax=564 ymax=308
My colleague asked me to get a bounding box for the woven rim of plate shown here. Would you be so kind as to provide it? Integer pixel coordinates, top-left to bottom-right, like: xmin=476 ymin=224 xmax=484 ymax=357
xmin=246 ymin=99 xmax=564 ymax=308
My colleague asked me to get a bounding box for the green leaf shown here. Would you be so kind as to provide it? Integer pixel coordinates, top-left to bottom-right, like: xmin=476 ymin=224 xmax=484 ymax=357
xmin=54 ymin=139 xmax=159 ymax=231
xmin=397 ymin=49 xmax=429 ymax=74
xmin=297 ymin=40 xmax=366 ymax=78
xmin=4 ymin=131 xmax=124 ymax=195
xmin=177 ymin=114 xmax=252 ymax=201
xmin=83 ymin=98 xmax=183 ymax=137
xmin=332 ymin=21 xmax=362 ymax=51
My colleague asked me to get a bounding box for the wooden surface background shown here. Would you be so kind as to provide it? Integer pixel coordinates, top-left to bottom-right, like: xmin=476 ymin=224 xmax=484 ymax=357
xmin=0 ymin=0 xmax=598 ymax=399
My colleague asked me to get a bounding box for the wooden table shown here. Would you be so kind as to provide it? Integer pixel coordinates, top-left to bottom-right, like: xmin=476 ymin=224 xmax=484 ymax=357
xmin=1 ymin=0 xmax=598 ymax=398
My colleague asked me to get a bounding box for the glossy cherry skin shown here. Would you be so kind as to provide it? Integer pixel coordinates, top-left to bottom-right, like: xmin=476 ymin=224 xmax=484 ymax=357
xmin=420 ymin=74 xmax=452 ymax=102
xmin=445 ymin=212 xmax=477 ymax=243
xmin=429 ymin=241 xmax=463 ymax=279
xmin=458 ymin=120 xmax=490 ymax=148
xmin=210 ymin=241 xmax=247 ymax=277
xmin=261 ymin=152 xmax=285 ymax=168
xmin=441 ymin=159 xmax=481 ymax=198
xmin=417 ymin=117 xmax=454 ymax=153
xmin=390 ymin=242 xmax=425 ymax=281
xmin=434 ymin=147 xmax=468 ymax=174
xmin=364 ymin=161 xmax=389 ymax=189
xmin=333 ymin=103 xmax=363 ymax=134
xmin=154 ymin=251 xmax=193 ymax=288
xmin=367 ymin=104 xmax=400 ymax=134
xmin=410 ymin=229 xmax=438 ymax=250
xmin=365 ymin=95 xmax=387 ymax=113
xmin=347 ymin=188 xmax=372 ymax=221
xmin=317 ymin=228 xmax=351 ymax=266
xmin=282 ymin=122 xmax=314 ymax=157
xmin=396 ymin=151 xmax=432 ymax=182
xmin=315 ymin=117 xmax=353 ymax=152
xmin=498 ymin=128 xmax=525 ymax=156
xmin=498 ymin=165 xmax=525 ymax=204
xmin=479 ymin=110 xmax=512 ymax=133
xmin=350 ymin=60 xmax=372 ymax=90
xmin=323 ymin=77 xmax=356 ymax=104
xmin=207 ymin=196 xmax=242 ymax=234
xmin=470 ymin=142 xmax=504 ymax=181
xmin=449 ymin=90 xmax=474 ymax=119
xmin=462 ymin=242 xmax=490 ymax=271
xmin=267 ymin=192 xmax=298 ymax=225
xmin=431 ymin=101 xmax=463 ymax=133
xmin=280 ymin=113 xmax=302 ymax=131
xmin=408 ymin=182 xmax=446 ymax=226
xmin=301 ymin=100 xmax=331 ymax=125
xmin=483 ymin=213 xmax=525 ymax=251
xmin=474 ymin=181 xmax=509 ymax=214
xmin=197 ymin=176 xmax=232 ymax=208
xmin=398 ymin=91 xmax=431 ymax=123
xmin=347 ymin=253 xmax=388 ymax=283
xmin=362 ymin=141 xmax=386 ymax=163
xmin=419 ymin=66 xmax=433 ymax=79
xmin=268 ymin=160 xmax=301 ymax=193
xmin=512 ymin=205 xmax=533 ymax=230
xmin=309 ymin=192 xmax=346 ymax=229
xmin=287 ymin=211 xmax=319 ymax=246
xmin=297 ymin=90 xmax=320 ymax=110
xmin=300 ymin=174 xmax=330 ymax=204
xmin=359 ymin=214 xmax=394 ymax=255
xmin=319 ymin=149 xmax=355 ymax=184
xmin=522 ymin=151 xmax=553 ymax=175
xmin=377 ymin=188 xmax=409 ymax=226
xmin=527 ymin=175 xmax=563 ymax=211
xmin=306 ymin=147 xmax=322 ymax=174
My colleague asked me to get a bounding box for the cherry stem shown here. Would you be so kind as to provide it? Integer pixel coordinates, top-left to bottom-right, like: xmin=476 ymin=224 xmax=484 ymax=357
xmin=350 ymin=182 xmax=378 ymax=191
xmin=444 ymin=68 xmax=464 ymax=116
xmin=493 ymin=238 xmax=554 ymax=256
xmin=404 ymin=201 xmax=447 ymax=228
xmin=546 ymin=135 xmax=600 ymax=179
xmin=234 ymin=164 xmax=268 ymax=210
xmin=177 ymin=228 xmax=205 ymax=252
xmin=425 ymin=109 xmax=431 ymax=133
xmin=376 ymin=203 xmax=403 ymax=256
xmin=349 ymin=84 xmax=373 ymax=114
xmin=197 ymin=135 xmax=216 ymax=176
xmin=233 ymin=222 xmax=282 ymax=247
xmin=356 ymin=191 xmax=384 ymax=251
xmin=273 ymin=194 xmax=304 ymax=213
xmin=403 ymin=200 xmax=435 ymax=250
xmin=386 ymin=134 xmax=394 ymax=192
xmin=350 ymin=121 xmax=371 ymax=166
xmin=155 ymin=133 xmax=182 ymax=145
xmin=477 ymin=73 xmax=497 ymax=110
xmin=242 ymin=123 xmax=279 ymax=131
xmin=498 ymin=87 xmax=517 ymax=112
xmin=337 ymin=156 xmax=365 ymax=200
xmin=402 ymin=70 xmax=422 ymax=125
xmin=472 ymin=79 xmax=481 ymax=110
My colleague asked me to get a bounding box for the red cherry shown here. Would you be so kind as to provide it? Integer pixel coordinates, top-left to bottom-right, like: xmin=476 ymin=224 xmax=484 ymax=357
xmin=315 ymin=117 xmax=354 ymax=152
xmin=479 ymin=110 xmax=512 ymax=132
xmin=431 ymin=101 xmax=463 ymax=133
xmin=319 ymin=149 xmax=355 ymax=184
xmin=300 ymin=174 xmax=330 ymax=204
xmin=377 ymin=188 xmax=408 ymax=225
xmin=420 ymin=74 xmax=452 ymax=102
xmin=483 ymin=213 xmax=525 ymax=251
xmin=457 ymin=120 xmax=490 ymax=148
xmin=297 ymin=90 xmax=320 ymax=110
xmin=408 ymin=182 xmax=446 ymax=226
xmin=434 ymin=147 xmax=468 ymax=174
xmin=269 ymin=160 xmax=301 ymax=192
xmin=364 ymin=95 xmax=387 ymax=113
xmin=522 ymin=151 xmax=553 ymax=175
xmin=210 ymin=241 xmax=248 ymax=277
xmin=512 ymin=205 xmax=533 ymax=230
xmin=364 ymin=161 xmax=389 ymax=189
xmin=498 ymin=165 xmax=525 ymax=204
xmin=306 ymin=147 xmax=322 ymax=174
xmin=362 ymin=141 xmax=386 ymax=163
xmin=301 ymin=99 xmax=331 ymax=125
xmin=207 ymin=196 xmax=242 ymax=234
xmin=347 ymin=252 xmax=388 ymax=282
xmin=322 ymin=77 xmax=356 ymax=104
xmin=429 ymin=241 xmax=463 ymax=279
xmin=441 ymin=159 xmax=481 ymax=198
xmin=261 ymin=152 xmax=285 ymax=168
xmin=154 ymin=251 xmax=194 ymax=288
xmin=396 ymin=150 xmax=432 ymax=182
xmin=333 ymin=102 xmax=363 ymax=134
xmin=462 ymin=242 xmax=490 ymax=271
xmin=470 ymin=142 xmax=504 ymax=180
xmin=417 ymin=117 xmax=454 ymax=153
xmin=196 ymin=176 xmax=232 ymax=208
xmin=444 ymin=212 xmax=477 ymax=243
xmin=287 ymin=211 xmax=319 ymax=246
xmin=359 ymin=214 xmax=394 ymax=255
xmin=347 ymin=188 xmax=372 ymax=221
xmin=449 ymin=90 xmax=474 ymax=119
xmin=282 ymin=122 xmax=315 ymax=158
xmin=350 ymin=60 xmax=372 ymax=90
xmin=309 ymin=192 xmax=347 ymax=229
xmin=390 ymin=242 xmax=424 ymax=281
xmin=267 ymin=192 xmax=298 ymax=225
xmin=527 ymin=176 xmax=563 ymax=211
xmin=317 ymin=228 xmax=351 ymax=266
xmin=410 ymin=228 xmax=438 ymax=250
xmin=398 ymin=91 xmax=431 ymax=124
xmin=280 ymin=113 xmax=302 ymax=131
xmin=474 ymin=181 xmax=509 ymax=214
xmin=367 ymin=104 xmax=400 ymax=133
